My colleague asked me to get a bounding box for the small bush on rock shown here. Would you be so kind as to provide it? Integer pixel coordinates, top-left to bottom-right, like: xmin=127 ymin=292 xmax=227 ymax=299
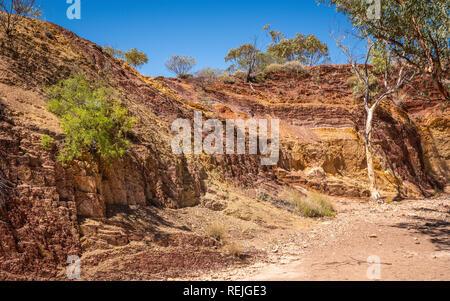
xmin=264 ymin=61 xmax=305 ymax=75
xmin=45 ymin=73 xmax=136 ymax=165
xmin=40 ymin=134 xmax=55 ymax=150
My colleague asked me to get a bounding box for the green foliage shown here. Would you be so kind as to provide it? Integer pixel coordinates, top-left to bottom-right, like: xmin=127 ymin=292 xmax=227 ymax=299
xmin=45 ymin=74 xmax=135 ymax=164
xmin=264 ymin=61 xmax=306 ymax=75
xmin=165 ymin=55 xmax=197 ymax=77
xmin=266 ymin=31 xmax=330 ymax=66
xmin=303 ymin=34 xmax=331 ymax=66
xmin=124 ymin=48 xmax=148 ymax=68
xmin=347 ymin=71 xmax=379 ymax=99
xmin=233 ymin=70 xmax=248 ymax=80
xmin=225 ymin=43 xmax=269 ymax=82
xmin=318 ymin=0 xmax=449 ymax=99
xmin=263 ymin=24 xmax=285 ymax=44
xmin=218 ymin=73 xmax=236 ymax=84
xmin=41 ymin=134 xmax=55 ymax=150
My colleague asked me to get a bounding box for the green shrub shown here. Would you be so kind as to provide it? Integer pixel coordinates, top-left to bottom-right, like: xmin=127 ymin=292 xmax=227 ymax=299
xmin=102 ymin=45 xmax=124 ymax=59
xmin=264 ymin=61 xmax=305 ymax=75
xmin=234 ymin=70 xmax=247 ymax=80
xmin=218 ymin=73 xmax=236 ymax=84
xmin=264 ymin=63 xmax=284 ymax=74
xmin=252 ymin=72 xmax=266 ymax=83
xmin=347 ymin=72 xmax=379 ymax=99
xmin=45 ymin=74 xmax=136 ymax=165
xmin=178 ymin=73 xmax=194 ymax=79
xmin=124 ymin=48 xmax=148 ymax=68
xmin=41 ymin=134 xmax=55 ymax=150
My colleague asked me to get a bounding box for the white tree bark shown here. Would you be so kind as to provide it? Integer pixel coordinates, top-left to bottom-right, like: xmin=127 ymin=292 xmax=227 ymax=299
xmin=365 ymin=105 xmax=382 ymax=201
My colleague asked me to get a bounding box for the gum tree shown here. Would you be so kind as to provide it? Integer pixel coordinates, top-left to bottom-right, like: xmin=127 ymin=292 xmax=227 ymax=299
xmin=165 ymin=55 xmax=197 ymax=78
xmin=338 ymin=36 xmax=416 ymax=201
xmin=225 ymin=41 xmax=269 ymax=82
xmin=124 ymin=48 xmax=148 ymax=68
xmin=318 ymin=0 xmax=449 ymax=100
xmin=264 ymin=25 xmax=329 ymax=66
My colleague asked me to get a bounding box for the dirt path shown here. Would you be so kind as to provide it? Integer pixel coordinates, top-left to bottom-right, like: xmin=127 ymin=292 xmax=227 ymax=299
xmin=196 ymin=196 xmax=450 ymax=281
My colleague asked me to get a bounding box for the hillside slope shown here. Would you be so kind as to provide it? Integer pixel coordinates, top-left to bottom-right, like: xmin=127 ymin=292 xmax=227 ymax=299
xmin=0 ymin=17 xmax=448 ymax=280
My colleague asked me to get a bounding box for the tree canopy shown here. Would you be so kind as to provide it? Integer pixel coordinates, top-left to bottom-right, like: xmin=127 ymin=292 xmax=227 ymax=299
xmin=165 ymin=55 xmax=197 ymax=77
xmin=265 ymin=25 xmax=330 ymax=66
xmin=124 ymin=48 xmax=148 ymax=68
xmin=318 ymin=0 xmax=449 ymax=99
xmin=225 ymin=42 xmax=271 ymax=82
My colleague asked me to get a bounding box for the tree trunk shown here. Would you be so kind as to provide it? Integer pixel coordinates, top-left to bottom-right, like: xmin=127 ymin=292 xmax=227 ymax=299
xmin=365 ymin=105 xmax=382 ymax=201
xmin=432 ymin=61 xmax=449 ymax=100
xmin=246 ymin=65 xmax=252 ymax=83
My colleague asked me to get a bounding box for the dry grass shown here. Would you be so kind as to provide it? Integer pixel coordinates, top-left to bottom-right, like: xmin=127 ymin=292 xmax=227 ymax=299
xmin=281 ymin=189 xmax=336 ymax=218
xmin=224 ymin=242 xmax=244 ymax=258
xmin=206 ymin=222 xmax=226 ymax=242
xmin=297 ymin=193 xmax=336 ymax=218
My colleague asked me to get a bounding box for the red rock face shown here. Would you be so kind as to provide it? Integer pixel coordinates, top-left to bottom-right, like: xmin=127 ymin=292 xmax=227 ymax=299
xmin=160 ymin=66 xmax=447 ymax=198
xmin=0 ymin=17 xmax=448 ymax=280
xmin=0 ymin=122 xmax=80 ymax=280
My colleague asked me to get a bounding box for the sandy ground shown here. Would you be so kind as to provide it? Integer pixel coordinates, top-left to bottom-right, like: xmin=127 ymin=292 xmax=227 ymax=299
xmin=192 ymin=196 xmax=450 ymax=281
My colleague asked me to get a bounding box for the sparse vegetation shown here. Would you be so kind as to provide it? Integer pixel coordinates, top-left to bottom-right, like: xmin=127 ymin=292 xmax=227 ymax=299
xmin=225 ymin=242 xmax=243 ymax=258
xmin=296 ymin=193 xmax=336 ymax=218
xmin=218 ymin=73 xmax=235 ymax=84
xmin=264 ymin=25 xmax=330 ymax=66
xmin=124 ymin=48 xmax=148 ymax=68
xmin=319 ymin=0 xmax=449 ymax=100
xmin=165 ymin=55 xmax=197 ymax=78
xmin=0 ymin=0 xmax=42 ymax=37
xmin=45 ymin=73 xmax=136 ymax=165
xmin=199 ymin=95 xmax=213 ymax=107
xmin=40 ymin=134 xmax=55 ymax=150
xmin=195 ymin=68 xmax=223 ymax=79
xmin=233 ymin=70 xmax=247 ymax=80
xmin=225 ymin=42 xmax=268 ymax=83
xmin=264 ymin=61 xmax=306 ymax=75
xmin=281 ymin=189 xmax=335 ymax=218
xmin=347 ymin=73 xmax=379 ymax=99
xmin=206 ymin=222 xmax=226 ymax=242
xmin=103 ymin=45 xmax=124 ymax=59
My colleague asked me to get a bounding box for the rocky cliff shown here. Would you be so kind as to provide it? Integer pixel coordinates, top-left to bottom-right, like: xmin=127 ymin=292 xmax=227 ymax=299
xmin=0 ymin=17 xmax=448 ymax=280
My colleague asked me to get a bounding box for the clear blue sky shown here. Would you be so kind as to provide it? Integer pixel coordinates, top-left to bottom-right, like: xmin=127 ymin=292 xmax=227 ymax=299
xmin=41 ymin=0 xmax=360 ymax=77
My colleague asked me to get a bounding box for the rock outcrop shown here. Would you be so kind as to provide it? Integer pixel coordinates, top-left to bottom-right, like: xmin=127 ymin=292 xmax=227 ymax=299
xmin=0 ymin=17 xmax=448 ymax=280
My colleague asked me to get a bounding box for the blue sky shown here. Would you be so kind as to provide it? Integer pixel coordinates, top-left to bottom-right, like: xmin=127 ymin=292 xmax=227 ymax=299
xmin=41 ymin=0 xmax=360 ymax=77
